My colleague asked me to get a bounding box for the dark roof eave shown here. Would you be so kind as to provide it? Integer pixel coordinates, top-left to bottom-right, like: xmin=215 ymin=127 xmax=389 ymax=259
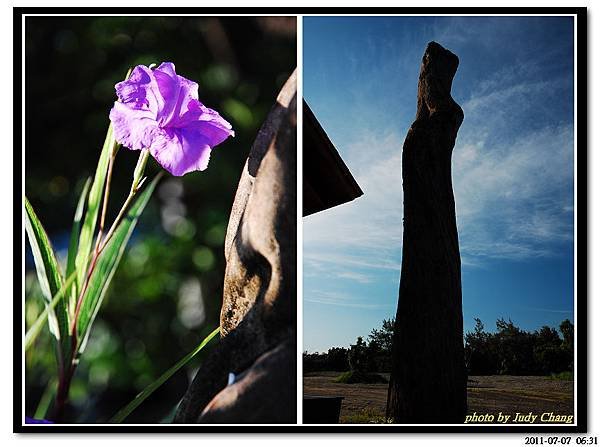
xmin=303 ymin=100 xmax=364 ymax=217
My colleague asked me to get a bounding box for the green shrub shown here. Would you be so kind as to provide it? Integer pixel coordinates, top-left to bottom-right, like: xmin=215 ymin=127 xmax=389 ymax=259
xmin=333 ymin=370 xmax=388 ymax=384
xmin=550 ymin=371 xmax=574 ymax=381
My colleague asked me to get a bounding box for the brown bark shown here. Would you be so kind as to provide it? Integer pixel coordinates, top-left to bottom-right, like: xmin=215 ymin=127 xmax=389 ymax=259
xmin=386 ymin=42 xmax=466 ymax=423
xmin=173 ymin=70 xmax=296 ymax=424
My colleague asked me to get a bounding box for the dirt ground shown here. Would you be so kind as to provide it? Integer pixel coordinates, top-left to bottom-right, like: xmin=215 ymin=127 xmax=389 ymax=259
xmin=303 ymin=372 xmax=574 ymax=424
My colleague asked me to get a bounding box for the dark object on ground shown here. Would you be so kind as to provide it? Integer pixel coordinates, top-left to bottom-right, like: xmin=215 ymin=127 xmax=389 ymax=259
xmin=303 ymin=101 xmax=363 ymax=216
xmin=303 ymin=396 xmax=344 ymax=424
xmin=334 ymin=371 xmax=388 ymax=384
xmin=387 ymin=41 xmax=467 ymax=423
xmin=174 ymin=70 xmax=297 ymax=424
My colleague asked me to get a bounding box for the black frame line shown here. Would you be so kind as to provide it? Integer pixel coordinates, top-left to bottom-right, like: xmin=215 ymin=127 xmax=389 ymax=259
xmin=14 ymin=6 xmax=588 ymax=434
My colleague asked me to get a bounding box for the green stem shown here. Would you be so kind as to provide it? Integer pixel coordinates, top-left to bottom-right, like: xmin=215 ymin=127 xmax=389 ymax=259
xmin=99 ymin=150 xmax=152 ymax=253
xmin=58 ymin=150 xmax=154 ymax=421
xmin=95 ymin=151 xmax=116 ymax=252
xmin=51 ymin=66 xmax=135 ymax=421
xmin=34 ymin=379 xmax=56 ymax=420
xmin=71 ymin=151 xmax=152 ymax=337
xmin=98 ymin=190 xmax=136 ymax=252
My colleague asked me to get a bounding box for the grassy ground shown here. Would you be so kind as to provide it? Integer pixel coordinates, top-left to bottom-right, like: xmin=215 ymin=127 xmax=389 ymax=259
xmin=303 ymin=372 xmax=574 ymax=424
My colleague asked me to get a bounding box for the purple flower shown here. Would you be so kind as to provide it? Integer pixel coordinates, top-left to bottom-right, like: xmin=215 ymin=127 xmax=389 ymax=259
xmin=109 ymin=62 xmax=234 ymax=176
xmin=25 ymin=416 xmax=53 ymax=424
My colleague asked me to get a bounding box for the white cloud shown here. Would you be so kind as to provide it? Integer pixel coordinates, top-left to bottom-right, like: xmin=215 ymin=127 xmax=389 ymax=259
xmin=304 ymin=63 xmax=574 ymax=275
xmin=521 ymin=307 xmax=573 ymax=314
xmin=304 ymin=290 xmax=395 ymax=310
xmin=333 ymin=271 xmax=373 ymax=284
xmin=304 ymin=251 xmax=400 ymax=273
xmin=303 ymin=129 xmax=404 ymax=260
xmin=456 ymin=77 xmax=574 ymax=247
xmin=303 ymin=23 xmax=574 ymax=316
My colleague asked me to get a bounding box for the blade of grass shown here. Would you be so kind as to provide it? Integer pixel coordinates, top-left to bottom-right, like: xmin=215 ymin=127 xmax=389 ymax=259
xmin=24 ymin=197 xmax=70 ymax=367
xmin=24 ymin=270 xmax=77 ymax=351
xmin=109 ymin=327 xmax=220 ymax=424
xmin=66 ymin=178 xmax=91 ymax=316
xmin=33 ymin=378 xmax=56 ymax=420
xmin=159 ymin=402 xmax=180 ymax=424
xmin=74 ymin=124 xmax=115 ymax=298
xmin=76 ymin=174 xmax=161 ymax=353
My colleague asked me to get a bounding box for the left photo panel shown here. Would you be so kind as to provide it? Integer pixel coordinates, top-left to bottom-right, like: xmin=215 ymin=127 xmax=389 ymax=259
xmin=21 ymin=14 xmax=297 ymax=426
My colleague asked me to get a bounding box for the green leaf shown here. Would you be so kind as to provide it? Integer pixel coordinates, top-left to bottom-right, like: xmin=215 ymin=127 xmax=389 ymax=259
xmin=34 ymin=378 xmax=57 ymax=420
xmin=24 ymin=270 xmax=77 ymax=352
xmin=66 ymin=178 xmax=91 ymax=316
xmin=76 ymin=174 xmax=161 ymax=353
xmin=110 ymin=327 xmax=220 ymax=424
xmin=24 ymin=197 xmax=70 ymax=367
xmin=74 ymin=124 xmax=115 ymax=299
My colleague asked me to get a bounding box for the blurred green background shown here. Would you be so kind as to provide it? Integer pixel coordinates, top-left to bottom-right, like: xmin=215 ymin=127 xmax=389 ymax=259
xmin=24 ymin=15 xmax=296 ymax=423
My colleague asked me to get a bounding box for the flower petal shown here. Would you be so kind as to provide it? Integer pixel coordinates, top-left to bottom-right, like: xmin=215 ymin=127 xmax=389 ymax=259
xmin=115 ymin=65 xmax=163 ymax=115
xmin=184 ymin=119 xmax=234 ymax=147
xmin=149 ymin=127 xmax=215 ymax=176
xmin=25 ymin=416 xmax=53 ymax=424
xmin=110 ymin=102 xmax=159 ymax=151
xmin=110 ymin=62 xmax=234 ymax=176
xmin=153 ymin=62 xmax=200 ymax=127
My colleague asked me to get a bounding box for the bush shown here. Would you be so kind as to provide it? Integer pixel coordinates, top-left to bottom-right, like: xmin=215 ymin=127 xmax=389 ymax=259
xmin=303 ymin=347 xmax=349 ymax=373
xmin=333 ymin=371 xmax=388 ymax=384
xmin=465 ymin=318 xmax=574 ymax=376
xmin=550 ymin=371 xmax=574 ymax=381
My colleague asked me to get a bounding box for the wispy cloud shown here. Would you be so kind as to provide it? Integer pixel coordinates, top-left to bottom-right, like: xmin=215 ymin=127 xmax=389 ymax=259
xmin=304 ymin=290 xmax=395 ymax=310
xmin=521 ymin=307 xmax=573 ymax=315
xmin=304 ymin=251 xmax=400 ymax=273
xmin=302 ymin=16 xmax=574 ymax=350
xmin=333 ymin=271 xmax=373 ymax=284
xmin=303 ymin=18 xmax=574 ymax=324
xmin=305 ymin=61 xmax=574 ymax=272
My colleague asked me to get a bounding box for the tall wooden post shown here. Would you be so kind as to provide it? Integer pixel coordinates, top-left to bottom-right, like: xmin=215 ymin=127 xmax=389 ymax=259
xmin=386 ymin=42 xmax=467 ymax=423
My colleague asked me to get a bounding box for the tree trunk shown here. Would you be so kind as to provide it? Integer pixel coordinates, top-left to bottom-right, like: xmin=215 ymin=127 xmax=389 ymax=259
xmin=174 ymin=70 xmax=297 ymax=424
xmin=386 ymin=41 xmax=466 ymax=423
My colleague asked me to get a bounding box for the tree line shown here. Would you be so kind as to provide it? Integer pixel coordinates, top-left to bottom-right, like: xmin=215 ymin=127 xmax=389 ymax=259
xmin=303 ymin=317 xmax=574 ymax=376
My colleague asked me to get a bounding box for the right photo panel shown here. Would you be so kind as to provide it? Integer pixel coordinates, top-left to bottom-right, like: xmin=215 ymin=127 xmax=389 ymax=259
xmin=302 ymin=15 xmax=578 ymax=426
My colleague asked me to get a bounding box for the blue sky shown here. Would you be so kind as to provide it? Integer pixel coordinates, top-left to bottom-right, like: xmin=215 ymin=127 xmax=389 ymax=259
xmin=303 ymin=16 xmax=575 ymax=353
